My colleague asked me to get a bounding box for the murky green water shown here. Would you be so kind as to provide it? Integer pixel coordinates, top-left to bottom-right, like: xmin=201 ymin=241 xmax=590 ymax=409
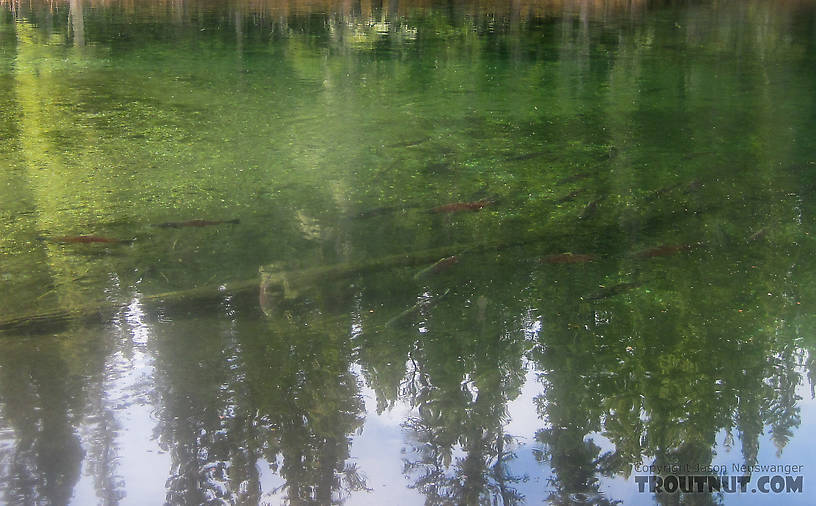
xmin=1 ymin=0 xmax=816 ymax=504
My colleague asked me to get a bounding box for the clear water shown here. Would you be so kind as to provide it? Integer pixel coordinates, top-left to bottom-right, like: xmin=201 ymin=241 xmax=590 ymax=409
xmin=1 ymin=0 xmax=815 ymax=504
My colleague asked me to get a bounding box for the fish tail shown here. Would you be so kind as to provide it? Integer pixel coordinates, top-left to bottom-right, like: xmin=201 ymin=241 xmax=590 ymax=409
xmin=227 ymin=218 xmax=241 ymax=225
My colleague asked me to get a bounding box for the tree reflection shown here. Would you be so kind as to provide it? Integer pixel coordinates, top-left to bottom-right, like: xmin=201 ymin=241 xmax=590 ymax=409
xmin=529 ymin=305 xmax=616 ymax=505
xmin=0 ymin=339 xmax=90 ymax=505
xmin=385 ymin=278 xmax=529 ymax=505
xmin=252 ymin=322 xmax=367 ymax=505
xmin=525 ymin=235 xmax=809 ymax=504
xmin=147 ymin=288 xmax=368 ymax=505
xmin=401 ymin=399 xmax=528 ymax=506
xmin=0 ymin=0 xmax=815 ymax=504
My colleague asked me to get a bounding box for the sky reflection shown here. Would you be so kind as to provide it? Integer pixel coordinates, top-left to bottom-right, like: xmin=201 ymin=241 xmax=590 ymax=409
xmin=2 ymin=0 xmax=816 ymax=504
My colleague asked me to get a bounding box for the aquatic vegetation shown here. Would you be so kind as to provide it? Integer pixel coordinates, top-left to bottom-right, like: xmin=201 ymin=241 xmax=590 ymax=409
xmin=538 ymin=253 xmax=596 ymax=264
xmin=505 ymin=150 xmax=550 ymax=162
xmin=429 ymin=200 xmax=492 ymax=213
xmin=583 ymin=281 xmax=641 ymax=301
xmin=578 ymin=198 xmax=601 ymax=219
xmin=555 ymin=190 xmax=583 ymax=204
xmin=1 ymin=0 xmax=814 ymax=504
xmin=151 ymin=218 xmax=240 ymax=228
xmin=632 ymin=243 xmax=701 ymax=259
xmin=557 ymin=172 xmax=591 ymax=185
xmin=48 ymin=235 xmax=132 ymax=244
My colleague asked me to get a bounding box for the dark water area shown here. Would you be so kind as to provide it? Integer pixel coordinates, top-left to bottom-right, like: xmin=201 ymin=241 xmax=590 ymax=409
xmin=1 ymin=0 xmax=816 ymax=504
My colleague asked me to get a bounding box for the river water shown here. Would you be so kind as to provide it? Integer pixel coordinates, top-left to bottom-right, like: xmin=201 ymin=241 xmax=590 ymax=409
xmin=1 ymin=0 xmax=815 ymax=504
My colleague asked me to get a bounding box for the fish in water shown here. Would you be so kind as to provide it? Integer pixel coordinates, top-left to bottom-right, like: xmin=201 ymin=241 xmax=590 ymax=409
xmin=414 ymin=256 xmax=459 ymax=279
xmin=538 ymin=253 xmax=596 ymax=264
xmin=48 ymin=235 xmax=133 ymax=244
xmin=152 ymin=218 xmax=240 ymax=228
xmin=632 ymin=243 xmax=700 ymax=259
xmin=430 ymin=200 xmax=491 ymax=213
xmin=583 ymin=282 xmax=640 ymax=301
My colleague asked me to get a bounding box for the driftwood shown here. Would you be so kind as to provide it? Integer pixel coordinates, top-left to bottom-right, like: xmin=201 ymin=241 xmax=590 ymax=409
xmin=0 ymin=278 xmax=259 ymax=336
xmin=0 ymin=235 xmax=537 ymax=336
xmin=260 ymin=243 xmax=487 ymax=300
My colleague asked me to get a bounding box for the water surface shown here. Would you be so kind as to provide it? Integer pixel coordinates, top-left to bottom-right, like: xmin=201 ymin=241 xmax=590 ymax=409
xmin=1 ymin=0 xmax=816 ymax=504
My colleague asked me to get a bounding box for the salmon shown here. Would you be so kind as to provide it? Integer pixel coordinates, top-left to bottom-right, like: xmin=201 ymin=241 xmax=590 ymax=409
xmin=153 ymin=218 xmax=240 ymax=228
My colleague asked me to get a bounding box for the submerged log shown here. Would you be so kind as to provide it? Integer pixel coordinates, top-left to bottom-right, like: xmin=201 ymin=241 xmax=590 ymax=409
xmin=385 ymin=289 xmax=450 ymax=328
xmin=0 ymin=278 xmax=259 ymax=336
xmin=0 ymin=235 xmax=540 ymax=336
